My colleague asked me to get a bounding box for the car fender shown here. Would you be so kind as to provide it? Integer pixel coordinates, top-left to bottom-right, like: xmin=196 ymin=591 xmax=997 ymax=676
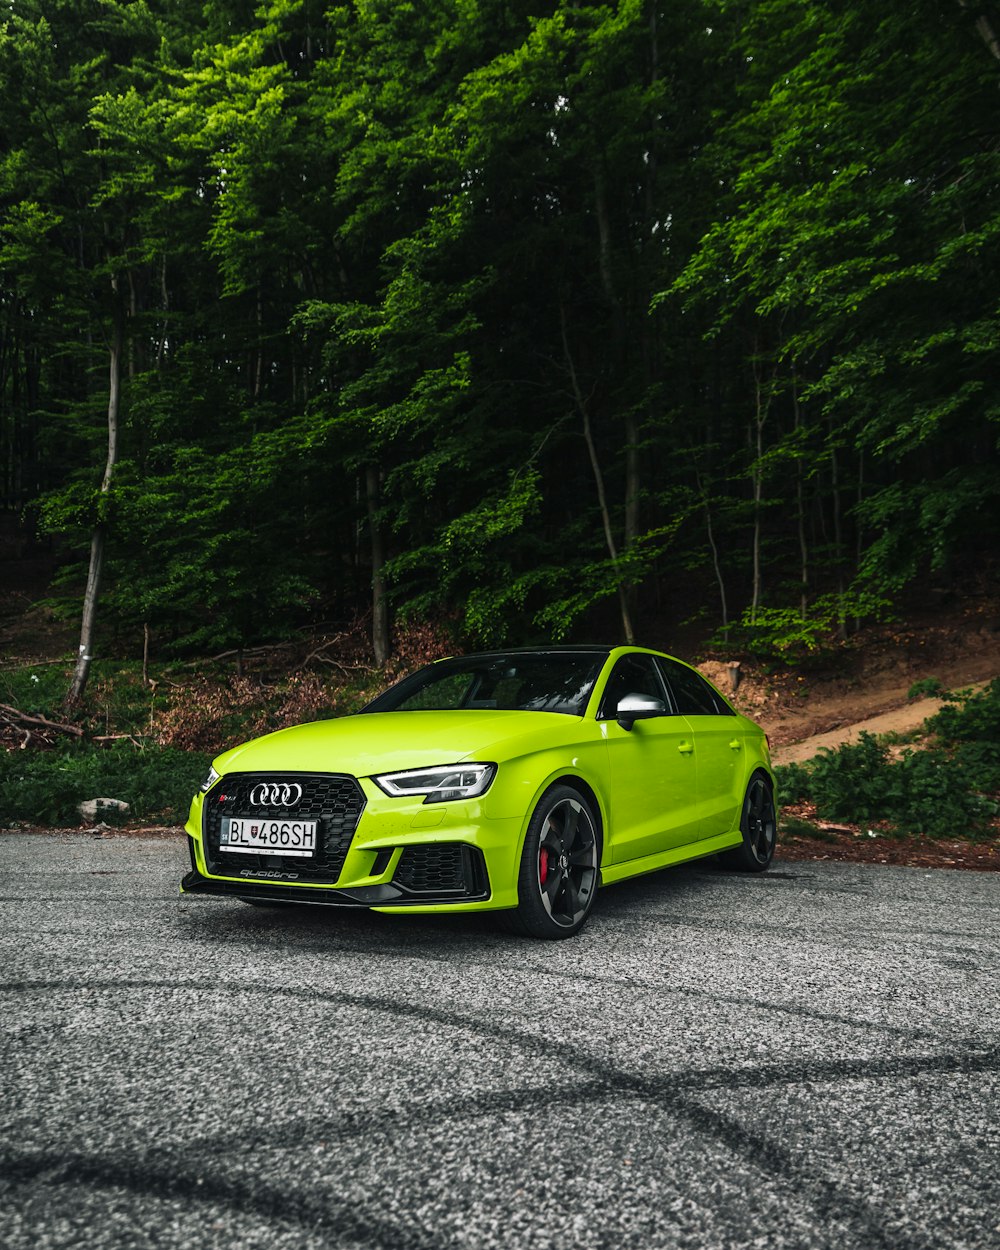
xmin=487 ymin=752 xmax=611 ymax=868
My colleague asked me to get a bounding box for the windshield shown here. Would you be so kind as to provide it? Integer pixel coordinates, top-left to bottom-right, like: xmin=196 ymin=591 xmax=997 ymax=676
xmin=363 ymin=651 xmax=608 ymax=717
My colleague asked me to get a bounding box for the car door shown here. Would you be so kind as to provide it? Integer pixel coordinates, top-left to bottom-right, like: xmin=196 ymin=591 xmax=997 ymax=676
xmin=599 ymin=653 xmax=702 ymax=863
xmin=656 ymin=657 xmax=745 ymax=838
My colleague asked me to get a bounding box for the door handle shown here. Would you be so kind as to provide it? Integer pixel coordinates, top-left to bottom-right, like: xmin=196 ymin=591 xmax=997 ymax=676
xmin=729 ymin=739 xmax=742 ymax=750
xmin=678 ymin=741 xmax=694 ymax=755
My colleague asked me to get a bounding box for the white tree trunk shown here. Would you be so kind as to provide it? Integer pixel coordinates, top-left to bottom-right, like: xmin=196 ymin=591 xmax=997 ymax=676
xmin=68 ymin=293 xmax=123 ymax=704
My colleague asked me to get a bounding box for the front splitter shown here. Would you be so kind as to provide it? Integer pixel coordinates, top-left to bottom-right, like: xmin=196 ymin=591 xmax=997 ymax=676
xmin=180 ymin=870 xmax=403 ymax=908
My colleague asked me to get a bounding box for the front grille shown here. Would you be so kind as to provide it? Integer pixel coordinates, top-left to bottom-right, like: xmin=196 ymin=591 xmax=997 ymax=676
xmin=203 ymin=772 xmax=365 ymax=884
xmin=393 ymin=844 xmax=488 ymax=898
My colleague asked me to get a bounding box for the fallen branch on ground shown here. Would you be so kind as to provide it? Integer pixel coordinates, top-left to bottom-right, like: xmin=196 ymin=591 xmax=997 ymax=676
xmin=0 ymin=703 xmax=84 ymax=738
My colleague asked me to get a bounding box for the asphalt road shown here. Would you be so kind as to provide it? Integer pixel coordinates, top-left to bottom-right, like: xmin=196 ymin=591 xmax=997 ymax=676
xmin=2 ymin=833 xmax=999 ymax=1250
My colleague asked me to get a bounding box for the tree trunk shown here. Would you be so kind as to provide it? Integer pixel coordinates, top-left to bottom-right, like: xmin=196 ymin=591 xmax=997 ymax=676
xmin=792 ymin=369 xmax=809 ymax=616
xmin=366 ymin=464 xmax=390 ymax=665
xmin=958 ymin=0 xmax=1000 ymax=61
xmin=560 ymin=306 xmax=635 ymax=644
xmin=68 ymin=289 xmax=124 ymax=705
xmin=693 ymin=456 xmax=728 ymax=635
xmin=749 ymin=351 xmax=767 ymax=626
xmin=594 ymin=168 xmax=640 ymax=629
xmin=830 ymin=438 xmax=847 ymax=640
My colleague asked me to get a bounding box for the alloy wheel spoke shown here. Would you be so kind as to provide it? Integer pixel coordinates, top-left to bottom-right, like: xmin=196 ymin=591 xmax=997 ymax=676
xmin=540 ymin=819 xmax=562 ymax=856
xmin=544 ymin=862 xmax=565 ymax=905
xmin=562 ymin=875 xmax=582 ymax=919
xmin=569 ymin=838 xmax=595 ymax=867
xmin=560 ymin=801 xmax=581 ymax=850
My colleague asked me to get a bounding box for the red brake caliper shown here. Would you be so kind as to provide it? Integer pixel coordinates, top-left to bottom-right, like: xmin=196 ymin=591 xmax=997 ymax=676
xmin=539 ymin=847 xmax=549 ymax=885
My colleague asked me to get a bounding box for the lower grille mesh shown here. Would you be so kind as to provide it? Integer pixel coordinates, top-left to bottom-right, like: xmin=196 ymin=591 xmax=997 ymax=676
xmin=394 ymin=844 xmax=474 ymax=895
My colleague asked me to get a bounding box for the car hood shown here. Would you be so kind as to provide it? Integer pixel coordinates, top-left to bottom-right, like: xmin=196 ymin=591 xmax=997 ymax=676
xmin=214 ymin=709 xmax=583 ymax=777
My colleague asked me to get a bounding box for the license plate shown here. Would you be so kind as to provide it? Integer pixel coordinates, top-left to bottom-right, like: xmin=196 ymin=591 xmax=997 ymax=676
xmin=221 ymin=816 xmax=318 ymax=857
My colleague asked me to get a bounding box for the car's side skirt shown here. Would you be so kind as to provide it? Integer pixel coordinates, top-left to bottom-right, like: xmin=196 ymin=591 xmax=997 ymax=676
xmin=600 ymin=828 xmax=743 ymax=887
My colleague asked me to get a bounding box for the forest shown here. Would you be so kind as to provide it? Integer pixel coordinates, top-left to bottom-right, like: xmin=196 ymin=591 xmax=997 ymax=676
xmin=2 ymin=0 xmax=999 ymax=693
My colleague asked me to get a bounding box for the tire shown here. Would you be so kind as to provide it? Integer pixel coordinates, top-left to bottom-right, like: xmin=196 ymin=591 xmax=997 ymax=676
xmin=506 ymin=785 xmax=601 ymax=939
xmin=721 ymin=773 xmax=776 ymax=872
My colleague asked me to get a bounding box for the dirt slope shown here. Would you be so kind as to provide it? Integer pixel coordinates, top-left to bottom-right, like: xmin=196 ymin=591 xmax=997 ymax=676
xmin=771 ymin=684 xmax=989 ymax=765
xmin=697 ymin=606 xmax=1000 ymax=760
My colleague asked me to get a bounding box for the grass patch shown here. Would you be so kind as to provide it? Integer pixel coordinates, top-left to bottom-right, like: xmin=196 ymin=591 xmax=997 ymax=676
xmin=0 ymin=742 xmax=211 ymax=826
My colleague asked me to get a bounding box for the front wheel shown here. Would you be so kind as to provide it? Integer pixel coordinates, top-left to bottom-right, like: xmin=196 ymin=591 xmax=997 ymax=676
xmin=721 ymin=774 xmax=776 ymax=872
xmin=507 ymin=785 xmax=600 ymax=939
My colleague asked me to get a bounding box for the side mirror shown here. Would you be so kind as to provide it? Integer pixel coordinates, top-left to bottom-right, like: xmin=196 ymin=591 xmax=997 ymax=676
xmin=616 ymin=693 xmax=666 ymax=731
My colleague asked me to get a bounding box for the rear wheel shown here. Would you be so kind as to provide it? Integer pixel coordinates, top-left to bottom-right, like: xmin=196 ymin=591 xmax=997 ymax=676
xmin=507 ymin=785 xmax=600 ymax=939
xmin=722 ymin=773 xmax=776 ymax=872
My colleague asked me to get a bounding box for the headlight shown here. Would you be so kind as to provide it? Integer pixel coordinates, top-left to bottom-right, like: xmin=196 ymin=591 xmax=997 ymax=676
xmin=372 ymin=763 xmax=496 ymax=804
xmin=200 ymin=766 xmax=221 ymax=793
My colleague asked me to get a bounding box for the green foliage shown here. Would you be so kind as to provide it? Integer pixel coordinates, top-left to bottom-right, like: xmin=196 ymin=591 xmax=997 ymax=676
xmin=2 ymin=0 xmax=998 ymax=665
xmin=773 ymin=760 xmax=813 ymax=805
xmin=722 ymin=588 xmax=892 ymax=662
xmin=724 ymin=606 xmax=834 ymax=661
xmin=0 ymin=743 xmax=210 ymax=826
xmin=907 ymin=677 xmax=944 ymax=701
xmin=952 ymin=741 xmax=1000 ymax=797
xmin=926 ymin=679 xmax=1000 ymax=745
xmin=0 ymin=666 xmax=69 ymax=716
xmin=782 ymin=731 xmax=998 ymax=841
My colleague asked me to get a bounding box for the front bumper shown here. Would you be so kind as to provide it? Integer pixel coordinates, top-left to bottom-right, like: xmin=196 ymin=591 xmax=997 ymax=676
xmin=180 ymin=841 xmax=490 ymax=909
xmin=182 ymin=774 xmax=524 ymax=913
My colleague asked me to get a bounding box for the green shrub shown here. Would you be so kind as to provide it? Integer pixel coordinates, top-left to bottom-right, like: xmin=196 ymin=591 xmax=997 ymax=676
xmin=907 ymin=676 xmax=944 ymax=700
xmin=926 ymin=678 xmax=1000 ymax=744
xmin=773 ymin=760 xmax=813 ymax=804
xmin=952 ymin=740 xmax=1000 ymax=795
xmin=779 ymin=731 xmax=998 ymax=840
xmin=0 ymin=664 xmax=70 ymax=716
xmin=0 ymin=743 xmax=211 ymax=826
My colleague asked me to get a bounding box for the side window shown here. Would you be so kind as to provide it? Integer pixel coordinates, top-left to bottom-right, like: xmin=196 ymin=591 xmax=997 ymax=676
xmin=657 ymin=658 xmax=731 ymax=717
xmin=598 ymin=654 xmax=669 ymax=719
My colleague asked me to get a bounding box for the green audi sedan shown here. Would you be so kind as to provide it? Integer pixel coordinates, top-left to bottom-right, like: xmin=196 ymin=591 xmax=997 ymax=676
xmin=180 ymin=646 xmax=776 ymax=938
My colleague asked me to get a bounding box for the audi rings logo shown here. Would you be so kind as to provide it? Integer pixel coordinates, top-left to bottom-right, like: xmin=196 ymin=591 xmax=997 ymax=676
xmin=249 ymin=782 xmax=304 ymax=807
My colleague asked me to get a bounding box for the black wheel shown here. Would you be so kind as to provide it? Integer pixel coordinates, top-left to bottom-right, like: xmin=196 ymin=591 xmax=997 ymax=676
xmin=722 ymin=773 xmax=776 ymax=872
xmin=507 ymin=785 xmax=600 ymax=939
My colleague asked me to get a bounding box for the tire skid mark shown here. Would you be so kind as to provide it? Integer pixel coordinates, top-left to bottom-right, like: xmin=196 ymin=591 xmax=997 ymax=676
xmin=6 ymin=1081 xmax=611 ymax=1175
xmin=0 ymin=962 xmax=953 ymax=1045
xmin=517 ymin=963 xmax=946 ymax=1041
xmin=3 ymin=975 xmax=995 ymax=1240
xmin=0 ymin=1087 xmax=949 ymax=1250
xmin=4 ymin=977 xmax=996 ymax=1249
xmin=0 ymin=1082 xmax=958 ymax=1250
xmin=605 ymin=910 xmax=999 ymax=956
xmin=4 ymin=977 xmax=999 ymax=1090
xmin=0 ymin=1150 xmax=435 ymax=1250
xmin=205 ymin=934 xmax=949 ymax=1041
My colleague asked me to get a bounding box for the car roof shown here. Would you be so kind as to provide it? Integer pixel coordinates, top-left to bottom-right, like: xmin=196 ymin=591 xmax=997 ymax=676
xmin=432 ymin=645 xmax=677 ymax=663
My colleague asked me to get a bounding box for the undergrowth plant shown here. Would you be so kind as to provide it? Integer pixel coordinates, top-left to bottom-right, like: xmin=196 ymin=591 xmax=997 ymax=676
xmin=1 ymin=619 xmax=457 ymax=826
xmin=0 ymin=744 xmax=211 ymax=826
xmin=775 ymin=679 xmax=1000 ymax=841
